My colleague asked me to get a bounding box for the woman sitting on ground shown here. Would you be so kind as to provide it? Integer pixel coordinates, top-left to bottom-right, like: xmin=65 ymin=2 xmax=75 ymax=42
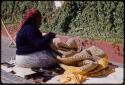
xmin=15 ymin=8 xmax=59 ymax=68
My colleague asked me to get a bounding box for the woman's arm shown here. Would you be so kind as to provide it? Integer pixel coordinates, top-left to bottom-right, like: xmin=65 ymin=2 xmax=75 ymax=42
xmin=26 ymin=26 xmax=55 ymax=50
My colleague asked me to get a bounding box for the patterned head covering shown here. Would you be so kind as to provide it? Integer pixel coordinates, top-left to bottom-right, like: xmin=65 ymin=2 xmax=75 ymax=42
xmin=17 ymin=8 xmax=41 ymax=31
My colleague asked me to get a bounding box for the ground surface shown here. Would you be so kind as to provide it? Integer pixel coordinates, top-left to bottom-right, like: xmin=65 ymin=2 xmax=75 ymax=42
xmin=46 ymin=66 xmax=123 ymax=84
xmin=1 ymin=36 xmax=33 ymax=83
xmin=1 ymin=36 xmax=16 ymax=63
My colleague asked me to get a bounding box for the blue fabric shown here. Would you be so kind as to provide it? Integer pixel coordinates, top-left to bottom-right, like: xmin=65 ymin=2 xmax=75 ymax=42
xmin=16 ymin=24 xmax=52 ymax=55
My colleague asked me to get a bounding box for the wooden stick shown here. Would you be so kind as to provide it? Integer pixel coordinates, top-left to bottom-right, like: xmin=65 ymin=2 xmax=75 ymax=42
xmin=3 ymin=13 xmax=18 ymax=47
xmin=1 ymin=19 xmax=16 ymax=46
xmin=9 ymin=32 xmax=17 ymax=47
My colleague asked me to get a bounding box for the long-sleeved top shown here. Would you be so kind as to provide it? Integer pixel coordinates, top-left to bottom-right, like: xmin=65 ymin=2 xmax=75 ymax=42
xmin=16 ymin=24 xmax=53 ymax=55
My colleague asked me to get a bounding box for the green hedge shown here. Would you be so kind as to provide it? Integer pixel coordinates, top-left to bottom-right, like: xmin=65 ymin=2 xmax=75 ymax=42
xmin=1 ymin=1 xmax=54 ymax=24
xmin=1 ymin=1 xmax=124 ymax=44
xmin=49 ymin=1 xmax=124 ymax=44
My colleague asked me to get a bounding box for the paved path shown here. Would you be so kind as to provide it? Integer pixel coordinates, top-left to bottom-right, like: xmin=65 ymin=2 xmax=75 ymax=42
xmin=1 ymin=36 xmax=16 ymax=63
xmin=1 ymin=36 xmax=32 ymax=84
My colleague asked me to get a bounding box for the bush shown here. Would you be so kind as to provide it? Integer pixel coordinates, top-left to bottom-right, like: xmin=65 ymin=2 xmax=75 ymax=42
xmin=1 ymin=1 xmax=124 ymax=44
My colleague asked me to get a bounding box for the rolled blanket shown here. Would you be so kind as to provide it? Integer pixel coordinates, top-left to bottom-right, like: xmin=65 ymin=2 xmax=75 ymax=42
xmin=51 ymin=37 xmax=109 ymax=79
xmin=51 ymin=37 xmax=84 ymax=57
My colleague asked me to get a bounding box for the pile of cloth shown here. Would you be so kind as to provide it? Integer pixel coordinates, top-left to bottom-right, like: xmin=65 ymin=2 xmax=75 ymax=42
xmin=51 ymin=37 xmax=115 ymax=84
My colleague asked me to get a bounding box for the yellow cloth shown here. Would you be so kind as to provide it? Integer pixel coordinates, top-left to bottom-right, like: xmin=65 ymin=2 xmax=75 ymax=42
xmin=87 ymin=55 xmax=109 ymax=74
xmin=58 ymin=55 xmax=111 ymax=84
xmin=60 ymin=64 xmax=88 ymax=75
xmin=58 ymin=64 xmax=87 ymax=84
xmin=58 ymin=72 xmax=87 ymax=84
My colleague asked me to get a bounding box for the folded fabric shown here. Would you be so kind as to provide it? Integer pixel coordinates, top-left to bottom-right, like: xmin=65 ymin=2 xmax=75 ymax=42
xmin=58 ymin=70 xmax=87 ymax=84
xmin=58 ymin=55 xmax=112 ymax=84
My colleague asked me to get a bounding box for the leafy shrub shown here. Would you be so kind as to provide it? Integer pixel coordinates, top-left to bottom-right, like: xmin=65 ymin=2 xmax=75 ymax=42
xmin=1 ymin=1 xmax=124 ymax=44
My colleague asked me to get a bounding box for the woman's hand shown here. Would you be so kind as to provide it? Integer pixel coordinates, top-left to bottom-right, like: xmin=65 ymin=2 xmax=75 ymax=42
xmin=48 ymin=32 xmax=56 ymax=38
xmin=50 ymin=38 xmax=61 ymax=50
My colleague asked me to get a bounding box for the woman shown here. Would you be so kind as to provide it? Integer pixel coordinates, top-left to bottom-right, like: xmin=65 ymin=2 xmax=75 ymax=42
xmin=15 ymin=8 xmax=58 ymax=68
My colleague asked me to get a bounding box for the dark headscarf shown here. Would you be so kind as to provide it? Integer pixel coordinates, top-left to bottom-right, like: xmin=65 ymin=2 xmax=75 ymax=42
xmin=17 ymin=8 xmax=41 ymax=31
